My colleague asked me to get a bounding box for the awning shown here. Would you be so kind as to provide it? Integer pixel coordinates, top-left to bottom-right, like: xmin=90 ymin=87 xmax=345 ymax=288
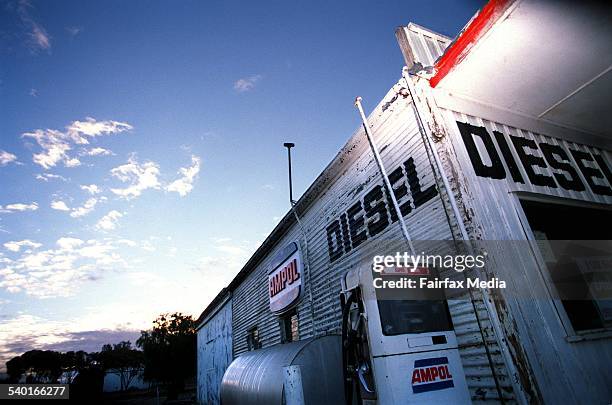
xmin=430 ymin=0 xmax=612 ymax=139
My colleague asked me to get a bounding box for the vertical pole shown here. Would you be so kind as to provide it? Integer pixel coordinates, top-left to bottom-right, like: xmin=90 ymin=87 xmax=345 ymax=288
xmin=284 ymin=142 xmax=295 ymax=204
xmin=283 ymin=142 xmax=316 ymax=337
xmin=402 ymin=68 xmax=519 ymax=404
xmin=354 ymin=97 xmax=416 ymax=257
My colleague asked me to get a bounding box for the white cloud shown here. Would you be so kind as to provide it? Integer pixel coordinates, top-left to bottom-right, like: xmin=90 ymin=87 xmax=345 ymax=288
xmin=69 ymin=198 xmax=97 ymax=218
xmin=65 ymin=157 xmax=81 ymax=167
xmin=56 ymin=237 xmax=84 ymax=250
xmin=4 ymin=240 xmax=42 ymax=253
xmin=50 ymin=200 xmax=70 ymax=211
xmin=52 ymin=194 xmax=102 ymax=217
xmin=22 ymin=129 xmax=70 ymax=169
xmin=117 ymin=239 xmax=137 ymax=247
xmin=16 ymin=0 xmax=51 ymax=53
xmin=0 ymin=202 xmax=38 ymax=213
xmin=0 ymin=311 xmax=143 ymax=371
xmin=66 ymin=117 xmax=132 ymax=144
xmin=0 ymin=314 xmax=70 ymax=355
xmin=0 ymin=150 xmax=17 ymax=166
xmin=81 ymin=184 xmax=101 ymax=195
xmin=29 ymin=23 xmax=50 ymax=51
xmin=84 ymin=147 xmax=113 ymax=156
xmin=233 ymin=75 xmax=262 ymax=92
xmin=35 ymin=173 xmax=67 ymax=182
xmin=166 ymin=155 xmax=201 ymax=197
xmin=96 ymin=210 xmax=123 ymax=231
xmin=22 ymin=118 xmax=132 ymax=169
xmin=0 ymin=238 xmax=125 ymax=298
xmin=29 ymin=88 xmax=38 ymax=97
xmin=110 ymin=158 xmax=160 ymax=199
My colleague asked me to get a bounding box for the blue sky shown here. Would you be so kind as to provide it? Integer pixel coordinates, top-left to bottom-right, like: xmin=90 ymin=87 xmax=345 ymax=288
xmin=0 ymin=0 xmax=484 ymax=368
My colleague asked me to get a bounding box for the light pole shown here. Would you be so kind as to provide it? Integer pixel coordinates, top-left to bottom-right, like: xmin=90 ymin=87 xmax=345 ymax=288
xmin=283 ymin=142 xmax=296 ymax=205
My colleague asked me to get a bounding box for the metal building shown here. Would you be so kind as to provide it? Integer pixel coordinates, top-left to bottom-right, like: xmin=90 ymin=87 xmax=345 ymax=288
xmin=197 ymin=1 xmax=612 ymax=403
xmin=196 ymin=289 xmax=232 ymax=405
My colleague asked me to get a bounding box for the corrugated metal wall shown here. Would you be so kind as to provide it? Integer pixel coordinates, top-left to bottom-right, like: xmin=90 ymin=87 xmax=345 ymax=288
xmin=230 ymin=79 xmax=515 ymax=402
xmin=197 ymin=298 xmax=233 ymax=405
xmin=434 ymin=104 xmax=612 ymax=404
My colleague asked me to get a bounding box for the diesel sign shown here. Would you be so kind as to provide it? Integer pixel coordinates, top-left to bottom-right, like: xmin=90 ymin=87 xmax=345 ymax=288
xmin=325 ymin=157 xmax=438 ymax=263
xmin=457 ymin=122 xmax=612 ymax=196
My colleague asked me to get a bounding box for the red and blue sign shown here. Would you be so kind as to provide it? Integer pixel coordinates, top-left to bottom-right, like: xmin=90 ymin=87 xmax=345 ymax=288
xmin=411 ymin=357 xmax=454 ymax=394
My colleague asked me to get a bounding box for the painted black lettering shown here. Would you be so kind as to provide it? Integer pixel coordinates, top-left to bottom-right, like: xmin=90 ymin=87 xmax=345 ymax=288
xmin=405 ymin=157 xmax=437 ymax=208
xmin=388 ymin=166 xmax=412 ymax=217
xmin=347 ymin=201 xmax=367 ymax=248
xmin=493 ymin=130 xmax=524 ymax=183
xmin=339 ymin=213 xmax=352 ymax=254
xmin=510 ymin=136 xmax=556 ymax=188
xmin=326 ymin=220 xmax=343 ymax=262
xmin=570 ymin=149 xmax=612 ymax=196
xmin=363 ymin=185 xmax=389 ymax=237
xmin=539 ymin=143 xmax=585 ymax=192
xmin=384 ymin=185 xmax=399 ymax=223
xmin=457 ymin=121 xmax=505 ymax=179
xmin=593 ymin=154 xmax=612 ymax=190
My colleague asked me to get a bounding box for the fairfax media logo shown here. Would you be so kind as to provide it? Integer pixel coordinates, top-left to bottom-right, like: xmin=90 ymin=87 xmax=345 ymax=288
xmin=411 ymin=357 xmax=454 ymax=394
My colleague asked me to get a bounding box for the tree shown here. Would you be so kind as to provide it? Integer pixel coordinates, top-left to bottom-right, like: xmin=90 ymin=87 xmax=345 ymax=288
xmin=6 ymin=356 xmax=24 ymax=383
xmin=96 ymin=341 xmax=144 ymax=391
xmin=136 ymin=313 xmax=196 ymax=399
xmin=6 ymin=350 xmax=63 ymax=383
xmin=60 ymin=350 xmax=91 ymax=383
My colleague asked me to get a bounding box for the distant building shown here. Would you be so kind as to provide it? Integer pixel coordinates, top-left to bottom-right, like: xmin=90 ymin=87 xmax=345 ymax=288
xmin=102 ymin=368 xmax=149 ymax=392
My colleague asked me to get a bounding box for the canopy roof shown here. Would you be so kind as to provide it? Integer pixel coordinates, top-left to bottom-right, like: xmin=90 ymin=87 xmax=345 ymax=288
xmin=430 ymin=0 xmax=612 ymax=139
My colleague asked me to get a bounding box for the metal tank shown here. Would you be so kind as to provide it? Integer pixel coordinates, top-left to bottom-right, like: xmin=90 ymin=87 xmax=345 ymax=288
xmin=220 ymin=335 xmax=344 ymax=405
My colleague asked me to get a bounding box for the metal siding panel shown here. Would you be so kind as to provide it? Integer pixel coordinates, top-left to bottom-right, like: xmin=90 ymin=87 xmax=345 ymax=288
xmin=197 ymin=299 xmax=233 ymax=405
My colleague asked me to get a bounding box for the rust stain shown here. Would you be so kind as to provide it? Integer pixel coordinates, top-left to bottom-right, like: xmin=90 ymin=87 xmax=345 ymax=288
xmin=490 ymin=287 xmax=543 ymax=404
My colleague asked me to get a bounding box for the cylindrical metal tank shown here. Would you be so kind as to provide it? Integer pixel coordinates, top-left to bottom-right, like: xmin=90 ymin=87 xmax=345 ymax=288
xmin=220 ymin=335 xmax=344 ymax=405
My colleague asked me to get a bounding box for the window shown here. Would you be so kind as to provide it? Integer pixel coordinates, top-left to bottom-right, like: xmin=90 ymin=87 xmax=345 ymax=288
xmin=279 ymin=309 xmax=299 ymax=343
xmin=246 ymin=326 xmax=261 ymax=351
xmin=378 ymin=300 xmax=453 ymax=335
xmin=520 ymin=199 xmax=612 ymax=332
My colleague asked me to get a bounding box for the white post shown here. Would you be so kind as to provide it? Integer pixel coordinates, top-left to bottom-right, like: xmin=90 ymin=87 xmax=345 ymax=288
xmin=355 ymin=96 xmax=416 ymax=257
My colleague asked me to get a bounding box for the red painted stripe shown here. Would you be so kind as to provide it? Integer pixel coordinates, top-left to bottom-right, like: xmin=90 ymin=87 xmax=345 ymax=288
xmin=430 ymin=0 xmax=514 ymax=88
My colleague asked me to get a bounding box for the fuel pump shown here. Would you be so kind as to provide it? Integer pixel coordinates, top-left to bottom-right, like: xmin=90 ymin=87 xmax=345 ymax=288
xmin=341 ymin=285 xmax=377 ymax=405
xmin=341 ymin=261 xmax=471 ymax=404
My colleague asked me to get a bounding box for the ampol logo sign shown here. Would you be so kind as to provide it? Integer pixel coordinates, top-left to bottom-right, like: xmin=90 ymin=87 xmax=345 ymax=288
xmin=268 ymin=242 xmax=303 ymax=314
xmin=411 ymin=357 xmax=454 ymax=394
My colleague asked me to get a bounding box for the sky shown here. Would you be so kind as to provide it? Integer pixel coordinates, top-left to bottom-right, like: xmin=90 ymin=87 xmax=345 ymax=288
xmin=0 ymin=0 xmax=484 ymax=369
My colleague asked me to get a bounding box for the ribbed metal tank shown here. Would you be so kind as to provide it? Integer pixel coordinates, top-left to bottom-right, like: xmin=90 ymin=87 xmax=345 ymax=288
xmin=220 ymin=335 xmax=344 ymax=405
